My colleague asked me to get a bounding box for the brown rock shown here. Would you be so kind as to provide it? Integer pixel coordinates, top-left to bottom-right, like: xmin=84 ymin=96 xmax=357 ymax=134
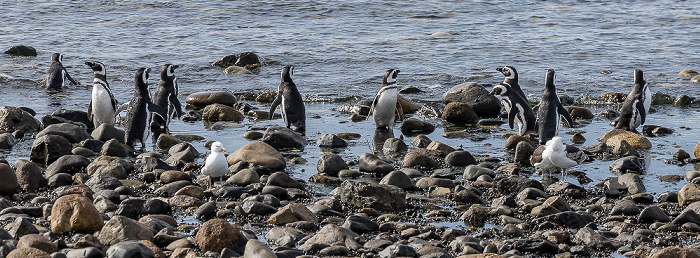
xmin=140 ymin=240 xmax=167 ymax=258
xmin=695 ymin=141 xmax=700 ymax=159
xmin=598 ymin=129 xmax=651 ymax=149
xmin=185 ymin=91 xmax=237 ymax=108
xmin=651 ymin=246 xmax=700 ymax=258
xmin=14 ymin=159 xmax=44 ymax=192
xmin=6 ymin=247 xmax=50 ymax=258
xmin=0 ymin=163 xmax=18 ymax=196
xmin=267 ymin=203 xmax=318 ymax=225
xmin=17 ymin=234 xmax=57 ymax=254
xmin=227 ymin=141 xmax=286 ymax=171
xmin=426 ymin=141 xmax=455 ymax=156
xmin=397 ymin=94 xmax=420 ymax=114
xmin=564 ymin=106 xmax=594 ymax=119
xmin=160 ymin=170 xmax=192 ymax=184
xmin=441 ymin=102 xmax=479 ymax=124
xmin=506 ymin=134 xmax=530 ymax=149
xmin=195 ymin=218 xmax=248 ymax=253
xmin=202 ymin=103 xmax=244 ymax=122
xmin=601 ymin=92 xmax=627 ymax=103
xmin=678 ymin=183 xmax=700 ymax=207
xmin=139 ymin=215 xmax=178 ymax=227
xmin=51 ymin=194 xmax=104 ymax=235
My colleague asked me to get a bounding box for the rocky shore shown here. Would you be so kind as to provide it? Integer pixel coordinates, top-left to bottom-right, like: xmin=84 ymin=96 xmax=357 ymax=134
xmin=0 ymin=80 xmax=699 ymax=258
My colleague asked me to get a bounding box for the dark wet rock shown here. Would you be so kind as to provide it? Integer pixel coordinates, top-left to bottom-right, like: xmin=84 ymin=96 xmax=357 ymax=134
xmin=316 ymin=133 xmax=347 ymax=148
xmin=454 ymin=187 xmax=485 ymax=205
xmin=397 ymin=95 xmax=420 ymax=114
xmin=508 ymin=238 xmax=558 ymax=255
xmin=227 ymin=168 xmax=259 ymax=186
xmin=674 ymin=94 xmax=693 ymax=106
xmin=105 ymin=240 xmax=155 ymax=258
xmin=574 ymin=227 xmax=622 ymax=252
xmin=533 ymin=211 xmax=595 ymax=229
xmin=359 ymin=153 xmax=394 ymax=175
xmin=497 ymin=176 xmax=544 ymax=195
xmin=212 ymin=52 xmax=261 ymax=70
xmin=261 ymin=186 xmax=289 ymax=200
xmin=47 ymin=173 xmax=71 ymax=187
xmin=673 ymin=209 xmax=700 ymax=225
xmin=463 ymin=165 xmax=497 ymax=181
xmin=609 ymin=156 xmax=643 ymax=174
xmin=0 ymin=163 xmax=18 ymax=196
xmin=45 ymin=155 xmax=90 ymax=177
xmin=228 ymin=141 xmax=286 ymax=171
xmin=441 ymin=102 xmax=479 ymax=124
xmin=14 ymin=159 xmax=44 ymax=192
xmin=334 ymin=181 xmax=405 ymax=212
xmin=383 ymin=137 xmax=408 ymax=154
xmin=674 ymin=149 xmax=691 ymax=161
xmin=342 ymin=214 xmax=378 ymax=234
xmin=80 ymin=139 xmax=105 ymax=153
xmin=100 ymin=139 xmax=131 ymax=157
xmin=444 ymin=150 xmax=477 ymax=167
xmin=72 ymin=147 xmax=97 ymax=157
xmin=442 ymin=82 xmax=500 ymax=117
xmin=267 ymin=171 xmax=303 ymax=189
xmin=36 ymin=123 xmax=90 ymax=144
xmin=416 ymin=103 xmax=444 ymax=120
xmin=611 ymin=139 xmax=639 ymax=157
xmin=262 ymin=126 xmax=306 ymax=151
xmin=401 ymin=148 xmax=442 ymax=169
xmin=501 ymin=223 xmax=525 ymax=237
xmin=51 ymin=194 xmax=103 ymax=235
xmin=610 ymin=199 xmax=640 ymax=216
xmin=5 ymin=45 xmax=37 ymax=56
xmin=514 ymin=141 xmax=536 ymax=164
xmin=115 ymin=198 xmax=146 ymax=219
xmin=30 ymin=134 xmax=72 ymax=165
xmin=216 ymin=186 xmax=257 ymax=199
xmin=267 ymin=203 xmax=317 ymax=225
xmin=564 ymin=106 xmax=594 ymax=119
xmin=400 ymin=118 xmax=435 ymax=135
xmin=202 ymin=103 xmax=244 ymax=122
xmin=0 ymin=133 xmax=17 ymax=149
xmin=317 ymin=154 xmax=348 ymax=177
xmin=638 ymin=205 xmax=671 ymax=223
xmin=411 ymin=134 xmax=432 ymax=148
xmin=142 ymin=199 xmax=170 ymax=216
xmin=642 ymin=125 xmax=674 ymax=137
xmin=379 ymin=171 xmax=413 ymax=189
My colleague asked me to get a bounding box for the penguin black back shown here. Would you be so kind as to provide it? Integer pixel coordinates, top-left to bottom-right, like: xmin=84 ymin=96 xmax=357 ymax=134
xmin=537 ymin=69 xmax=574 ymax=145
xmin=45 ymin=53 xmax=77 ymax=91
xmin=269 ymin=65 xmax=306 ymax=134
xmin=151 ymin=64 xmax=183 ymax=135
xmin=615 ymin=69 xmax=651 ymax=131
xmin=125 ymin=68 xmax=167 ymax=149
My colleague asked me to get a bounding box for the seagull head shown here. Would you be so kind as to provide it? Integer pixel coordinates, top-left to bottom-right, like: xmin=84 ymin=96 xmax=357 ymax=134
xmin=211 ymin=141 xmax=227 ymax=153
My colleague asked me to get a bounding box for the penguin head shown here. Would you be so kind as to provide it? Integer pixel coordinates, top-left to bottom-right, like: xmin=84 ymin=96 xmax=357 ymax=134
xmin=281 ymin=65 xmax=294 ymax=81
xmin=634 ymin=69 xmax=645 ymax=86
xmin=545 ymin=69 xmax=556 ymax=89
xmin=135 ymin=68 xmax=151 ymax=86
xmin=161 ymin=64 xmax=179 ymax=79
xmin=211 ymin=141 xmax=226 ymax=153
xmin=489 ymin=83 xmax=509 ymax=96
xmin=51 ymin=53 xmax=63 ymax=63
xmin=383 ymin=69 xmax=400 ymax=85
xmin=497 ymin=66 xmax=517 ymax=80
xmin=85 ymin=61 xmax=106 ymax=75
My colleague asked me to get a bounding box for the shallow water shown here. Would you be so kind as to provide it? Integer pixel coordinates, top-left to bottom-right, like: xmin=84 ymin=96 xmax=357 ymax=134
xmin=1 ymin=0 xmax=700 ymax=251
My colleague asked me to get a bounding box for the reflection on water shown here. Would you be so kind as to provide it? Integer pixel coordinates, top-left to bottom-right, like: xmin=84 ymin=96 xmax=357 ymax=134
xmin=372 ymin=128 xmax=394 ymax=154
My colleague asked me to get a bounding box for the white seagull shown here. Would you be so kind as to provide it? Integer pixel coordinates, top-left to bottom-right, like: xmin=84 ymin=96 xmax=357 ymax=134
xmin=534 ymin=136 xmax=579 ymax=182
xmin=201 ymin=141 xmax=229 ymax=186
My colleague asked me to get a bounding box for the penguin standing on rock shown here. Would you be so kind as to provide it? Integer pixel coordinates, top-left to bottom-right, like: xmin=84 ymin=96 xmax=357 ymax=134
xmin=123 ymin=68 xmax=168 ymax=149
xmin=489 ymin=82 xmax=537 ymax=136
xmin=615 ymin=69 xmax=651 ymax=132
xmin=496 ymin=66 xmax=527 ymax=101
xmin=269 ymin=65 xmax=306 ymax=134
xmin=370 ymin=69 xmax=404 ymax=129
xmin=45 ymin=53 xmax=78 ymax=92
xmin=85 ymin=61 xmax=118 ymax=128
xmin=151 ymin=64 xmax=184 ymax=136
xmin=537 ymin=69 xmax=574 ymax=145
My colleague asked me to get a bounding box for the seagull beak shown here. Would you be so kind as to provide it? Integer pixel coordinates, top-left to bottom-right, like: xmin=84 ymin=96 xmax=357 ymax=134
xmin=222 ymin=148 xmax=227 ymax=152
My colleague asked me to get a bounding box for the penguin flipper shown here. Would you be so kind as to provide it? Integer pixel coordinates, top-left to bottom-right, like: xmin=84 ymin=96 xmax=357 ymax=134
xmin=170 ymin=94 xmax=184 ymax=118
xmin=636 ymin=100 xmax=647 ymax=124
xmin=507 ymin=107 xmax=517 ymax=129
xmin=87 ymin=101 xmax=93 ymax=122
xmin=65 ymin=71 xmax=78 ymax=85
xmin=395 ymin=102 xmax=405 ymax=122
xmin=558 ymin=105 xmax=574 ymax=127
xmin=269 ymin=94 xmax=282 ymax=120
xmin=148 ymin=102 xmax=168 ymax=121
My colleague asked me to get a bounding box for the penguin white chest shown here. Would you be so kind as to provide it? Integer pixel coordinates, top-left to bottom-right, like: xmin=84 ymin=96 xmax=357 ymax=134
xmin=92 ymin=85 xmax=115 ymax=125
xmin=373 ymin=87 xmax=398 ymax=128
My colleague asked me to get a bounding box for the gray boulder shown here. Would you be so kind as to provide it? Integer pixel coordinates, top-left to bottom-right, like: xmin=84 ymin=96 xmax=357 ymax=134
xmin=442 ymin=83 xmax=500 ymax=117
xmin=36 ymin=123 xmax=91 ymax=143
xmin=30 ymin=134 xmax=72 ymax=165
xmin=317 ymin=154 xmax=349 ymax=177
xmin=262 ymin=126 xmax=306 ymax=151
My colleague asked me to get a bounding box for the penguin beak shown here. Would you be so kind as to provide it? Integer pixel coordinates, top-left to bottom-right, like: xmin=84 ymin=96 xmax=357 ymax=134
xmin=496 ymin=67 xmax=503 ymax=72
xmin=488 ymin=89 xmax=496 ymax=96
xmin=84 ymin=61 xmax=93 ymax=67
xmin=173 ymin=65 xmax=180 ymax=69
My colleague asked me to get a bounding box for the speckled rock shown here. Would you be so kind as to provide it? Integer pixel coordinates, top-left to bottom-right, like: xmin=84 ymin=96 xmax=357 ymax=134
xmin=16 ymin=234 xmax=57 ymax=254
xmin=334 ymin=181 xmax=405 ymax=212
xmin=598 ymin=129 xmax=651 ymax=149
xmin=195 ymin=219 xmax=247 ymax=253
xmin=6 ymin=247 xmax=50 ymax=258
xmin=98 ymin=215 xmax=155 ymax=245
xmin=400 ymin=118 xmax=435 ymax=135
xmin=679 ymin=183 xmax=700 ymax=207
xmin=51 ymin=194 xmax=104 ymax=235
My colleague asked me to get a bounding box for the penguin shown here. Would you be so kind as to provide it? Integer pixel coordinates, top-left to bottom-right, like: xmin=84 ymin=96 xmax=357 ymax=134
xmin=85 ymin=61 xmax=118 ymax=128
xmin=534 ymin=136 xmax=579 ymax=181
xmin=123 ymin=68 xmax=168 ymax=149
xmin=44 ymin=53 xmax=78 ymax=92
xmin=489 ymin=82 xmax=537 ymax=136
xmin=150 ymin=64 xmax=184 ymax=135
xmin=496 ymin=66 xmax=528 ymax=101
xmin=370 ymin=69 xmax=404 ymax=129
xmin=537 ymin=69 xmax=574 ymax=145
xmin=201 ymin=141 xmax=229 ymax=186
xmin=615 ymin=69 xmax=651 ymax=132
xmin=269 ymin=65 xmax=306 ymax=134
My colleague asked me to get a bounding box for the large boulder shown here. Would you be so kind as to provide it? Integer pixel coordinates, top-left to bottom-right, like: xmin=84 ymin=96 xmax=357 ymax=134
xmin=227 ymin=141 xmax=286 ymax=171
xmin=36 ymin=123 xmax=91 ymax=143
xmin=334 ymin=181 xmax=406 ymax=212
xmin=0 ymin=163 xmax=18 ymax=196
xmin=51 ymin=194 xmax=104 ymax=235
xmin=679 ymin=183 xmax=700 ymax=207
xmin=50 ymin=109 xmax=92 ymax=131
xmin=91 ymin=123 xmax=125 ymax=143
xmin=195 ymin=219 xmax=248 ymax=254
xmin=185 ymin=91 xmax=238 ymax=108
xmin=202 ymin=103 xmax=244 ymax=122
xmin=317 ymin=154 xmax=349 ymax=177
xmin=14 ymin=159 xmax=44 ymax=192
xmin=442 ymin=83 xmax=500 ymax=117
xmin=0 ymin=106 xmax=41 ymax=134
xmin=97 ymin=215 xmax=154 ymax=245
xmin=262 ymin=126 xmax=306 ymax=151
xmin=401 ymin=148 xmax=442 ymax=169
xmin=212 ymin=52 xmax=262 ymax=70
xmin=441 ymin=102 xmax=479 ymax=124
xmin=4 ymin=45 xmax=37 ymax=56
xmin=359 ymin=153 xmax=394 ymax=176
xmin=598 ymin=129 xmax=651 ymax=149
xmin=45 ymin=155 xmax=91 ymax=177
xmin=30 ymin=134 xmax=72 ymax=165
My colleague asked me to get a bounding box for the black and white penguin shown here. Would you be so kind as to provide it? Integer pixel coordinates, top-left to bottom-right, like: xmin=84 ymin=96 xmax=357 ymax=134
xmin=537 ymin=69 xmax=574 ymax=145
xmin=150 ymin=64 xmax=184 ymax=135
xmin=496 ymin=66 xmax=527 ymax=101
xmin=123 ymin=68 xmax=168 ymax=149
xmin=615 ymin=69 xmax=651 ymax=132
xmin=269 ymin=65 xmax=306 ymax=134
xmin=85 ymin=61 xmax=118 ymax=128
xmin=489 ymin=82 xmax=537 ymax=136
xmin=45 ymin=53 xmax=78 ymax=91
xmin=370 ymin=69 xmax=404 ymax=129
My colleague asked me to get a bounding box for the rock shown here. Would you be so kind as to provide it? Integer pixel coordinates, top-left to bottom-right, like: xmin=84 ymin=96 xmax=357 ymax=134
xmin=572 ymin=133 xmax=586 ymax=144
xmin=612 ymin=140 xmax=639 ymax=157
xmin=228 ymin=142 xmax=286 ymax=171
xmin=411 ymin=134 xmax=432 ymax=148
xmin=51 ymin=194 xmax=104 ymax=235
xmin=0 ymin=133 xmax=17 ymax=149
xmin=609 ymin=156 xmax=643 ymax=174
xmin=299 ymin=224 xmax=360 ymax=252
xmin=463 ymin=165 xmax=497 ymax=181
xmin=496 ymin=176 xmax=544 ymax=195
xmin=643 ymin=125 xmax=674 ymax=137
xmin=266 ymin=171 xmax=303 ymax=189
xmin=416 ymin=103 xmax=444 ymax=120
xmin=616 ymin=173 xmax=646 ymax=194
xmin=14 ymin=159 xmax=44 ymax=192
xmin=515 ymin=141 xmax=536 ymax=164
xmin=442 ymin=82 xmax=500 ymax=117
xmin=598 ymin=129 xmax=651 ymax=149
xmin=224 ymin=66 xmax=253 ymax=75
xmin=441 ymin=102 xmax=479 ymax=124
xmin=195 ymin=219 xmax=247 ymax=253
xmin=101 ymin=139 xmax=131 ymax=157
xmin=227 ymin=169 xmax=259 ymax=186
xmin=695 ymin=142 xmax=700 ymax=159
xmin=379 ymin=245 xmax=417 ymax=258
xmin=6 ymin=247 xmax=50 ymax=258
xmin=4 ymin=45 xmax=37 ymax=56
xmin=87 ymin=158 xmax=128 ymax=179
xmin=601 ymin=92 xmax=627 ymax=103
xmin=267 ymin=203 xmax=318 ymax=225
xmin=401 ymin=148 xmax=442 ymax=169
xmin=91 ymin=124 xmax=125 ymax=143
xmin=675 ymin=95 xmax=693 ymax=106
xmin=692 ymin=75 xmax=700 ymax=84
xmin=317 ymin=134 xmax=347 ymax=148
xmin=379 ymin=171 xmax=414 ymax=189
xmin=679 ymin=183 xmax=700 ymax=207
xmin=383 ymin=137 xmax=408 ymax=155
xmin=651 ymin=246 xmax=700 ymax=258
xmin=359 ymin=153 xmax=394 ymax=175
xmin=45 ymin=155 xmax=90 ymax=177
xmin=397 ymin=94 xmax=420 ymax=114
xmin=400 ymin=118 xmax=435 ymax=135
xmin=564 ymin=106 xmax=594 ymax=119
xmin=30 ymin=134 xmax=72 ymax=165
xmin=0 ymin=163 xmax=18 ymax=196
xmin=166 ymin=142 xmax=199 ymax=163
xmin=445 ymin=150 xmax=477 ymax=167
xmin=256 ymin=89 xmax=277 ymax=103
xmin=98 ymin=215 xmax=155 ymax=245
xmin=105 ymin=240 xmax=155 ymax=258
xmin=17 ymin=234 xmax=57 ymax=254
xmin=155 ymin=180 xmax=192 ymax=196
xmin=610 ymin=199 xmax=640 ymax=216
xmin=243 ymin=239 xmax=275 ymax=258
xmin=334 ymin=181 xmax=405 ymax=212
xmin=638 ymin=205 xmax=671 ymax=223
xmin=679 ymin=69 xmax=699 ymax=77
xmin=506 ymin=134 xmax=530 ymax=149
xmin=7 ymin=217 xmax=38 ymax=238
xmin=36 ymin=123 xmax=91 ymax=143
xmin=212 ymin=52 xmax=261 ymax=70
xmin=317 ymin=154 xmax=348 ymax=177
xmin=0 ymin=106 xmax=40 ymax=134
xmin=202 ymin=103 xmax=244 ymax=122
xmin=262 ymin=126 xmax=306 ymax=151
xmin=159 ymin=170 xmax=191 ymax=184
xmin=155 ymin=134 xmax=183 ymax=150
xmin=241 ymin=200 xmax=277 ymax=215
